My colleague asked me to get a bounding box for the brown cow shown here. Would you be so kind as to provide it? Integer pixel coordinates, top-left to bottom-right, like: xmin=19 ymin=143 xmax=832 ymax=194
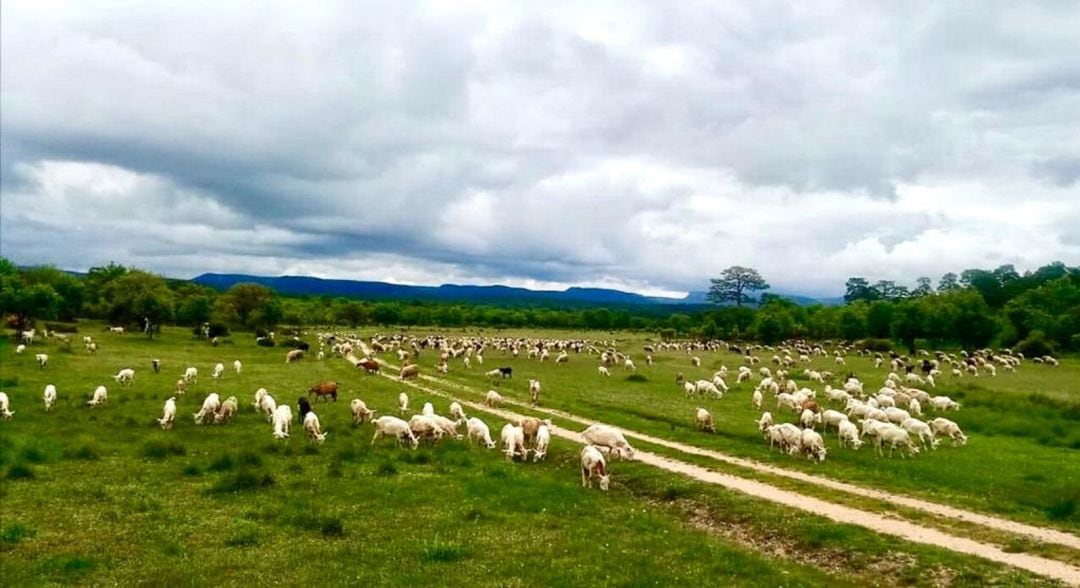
xmin=309 ymin=381 xmax=338 ymax=402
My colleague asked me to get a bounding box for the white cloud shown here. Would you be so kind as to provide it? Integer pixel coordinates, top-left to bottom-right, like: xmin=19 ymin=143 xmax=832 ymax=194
xmin=1 ymin=1 xmax=1078 ymax=297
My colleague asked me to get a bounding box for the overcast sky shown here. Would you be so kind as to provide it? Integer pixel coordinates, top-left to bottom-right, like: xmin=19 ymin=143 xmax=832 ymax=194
xmin=2 ymin=1 xmax=1078 ymax=297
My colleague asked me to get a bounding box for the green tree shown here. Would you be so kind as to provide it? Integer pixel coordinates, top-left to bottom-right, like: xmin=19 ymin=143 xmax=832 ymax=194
xmin=844 ymin=277 xmax=879 ymax=303
xmin=0 ymin=260 xmax=63 ymax=331
xmin=938 ymin=272 xmax=960 ymax=292
xmin=220 ymin=283 xmax=275 ymax=327
xmin=911 ymin=277 xmax=933 ymax=297
xmin=866 ymin=301 xmax=895 ymax=338
xmin=890 ymin=302 xmax=925 ymax=354
xmin=707 ymin=266 xmax=770 ymax=306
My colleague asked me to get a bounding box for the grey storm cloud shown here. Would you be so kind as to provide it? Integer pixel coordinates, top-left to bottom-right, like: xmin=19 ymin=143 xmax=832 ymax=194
xmin=1 ymin=1 xmax=1078 ymax=297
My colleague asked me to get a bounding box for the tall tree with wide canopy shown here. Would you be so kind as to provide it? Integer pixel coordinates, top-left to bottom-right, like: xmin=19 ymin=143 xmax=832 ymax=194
xmin=707 ymin=266 xmax=770 ymax=307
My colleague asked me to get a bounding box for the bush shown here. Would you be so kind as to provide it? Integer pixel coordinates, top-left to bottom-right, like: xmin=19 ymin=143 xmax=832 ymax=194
xmin=256 ymin=337 xmax=276 ymax=347
xmin=1016 ymin=331 xmax=1056 ymax=358
xmin=142 ymin=441 xmax=186 ymax=461
xmin=208 ymin=323 xmax=231 ymax=338
xmin=857 ymin=338 xmax=893 ymax=352
xmin=44 ymin=322 xmax=78 ymax=333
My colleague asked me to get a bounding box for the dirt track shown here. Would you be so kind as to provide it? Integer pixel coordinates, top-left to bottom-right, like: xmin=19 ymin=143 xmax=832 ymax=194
xmin=358 ymin=352 xmax=1080 ymax=584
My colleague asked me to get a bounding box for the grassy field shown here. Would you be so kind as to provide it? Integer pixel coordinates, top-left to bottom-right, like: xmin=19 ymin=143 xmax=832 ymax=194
xmin=0 ymin=323 xmax=1073 ymax=586
xmin=426 ymin=329 xmax=1080 ymax=531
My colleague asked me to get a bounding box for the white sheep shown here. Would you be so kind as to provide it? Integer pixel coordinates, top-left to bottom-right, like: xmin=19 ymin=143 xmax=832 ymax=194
xmin=695 ymin=380 xmax=723 ymax=399
xmin=581 ymin=424 xmax=635 ymax=460
xmin=801 ymin=428 xmax=827 ymax=462
xmin=598 ymin=366 xmax=611 ymax=377
xmin=800 ymin=408 xmax=821 ymax=430
xmin=874 ymin=424 xmax=921 ymax=458
xmin=214 ymin=396 xmax=238 ymax=424
xmin=398 ymin=392 xmax=409 ymax=414
xmin=500 ymin=423 xmax=526 ymax=460
xmin=751 ymin=388 xmax=763 ymax=409
xmin=900 ymin=418 xmax=938 ymax=450
xmin=304 ymin=411 xmax=327 ymax=443
xmin=485 ymin=390 xmax=503 ymax=407
xmin=528 ymin=379 xmax=541 ymax=405
xmin=36 ymin=353 xmax=48 ymax=369
xmin=422 ymin=402 xmax=435 ymax=417
xmin=695 ymin=407 xmax=716 ymax=433
xmin=194 ymin=393 xmax=221 ymax=424
xmin=0 ymin=391 xmax=13 ymax=419
xmin=273 ymin=404 xmax=293 ymax=439
xmin=580 ymin=445 xmax=610 ymax=491
xmin=756 ymin=411 xmax=774 ymax=436
xmin=466 ymin=417 xmax=497 ymax=449
xmin=212 ymin=363 xmax=225 ymax=379
xmin=158 ymin=397 xmax=177 ymax=430
xmin=371 ymin=416 xmax=418 ymax=448
xmin=884 ymin=407 xmax=911 ymax=425
xmin=624 ymin=358 xmax=636 ymax=371
xmin=183 ymin=367 xmax=198 ymax=383
xmin=16 ymin=344 xmax=26 ymax=354
xmin=930 ymin=396 xmax=960 ymax=411
xmin=43 ymin=384 xmax=57 ymax=411
xmin=87 ymin=385 xmax=108 ymax=407
xmin=533 ymin=424 xmax=551 ymax=461
xmin=113 ymin=368 xmax=135 ymax=387
xmin=837 ymin=420 xmax=863 ymax=449
xmin=233 ymin=360 xmax=242 ymax=374
xmin=449 ymin=401 xmax=466 ymax=423
xmin=929 ymin=417 xmax=968 ymax=446
xmin=350 ymin=398 xmax=376 ymax=424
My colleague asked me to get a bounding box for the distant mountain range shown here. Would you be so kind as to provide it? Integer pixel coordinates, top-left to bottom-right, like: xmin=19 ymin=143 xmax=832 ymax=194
xmin=192 ymin=273 xmax=843 ymax=307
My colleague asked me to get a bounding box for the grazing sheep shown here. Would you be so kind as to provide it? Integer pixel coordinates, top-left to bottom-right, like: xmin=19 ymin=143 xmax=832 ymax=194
xmin=398 ymin=392 xmax=409 ymax=414
xmin=624 ymin=358 xmax=636 ymax=371
xmin=0 ymin=392 xmax=13 ymax=419
xmin=158 ymin=397 xmax=176 ymax=430
xmin=484 ymin=390 xmax=503 ymax=407
xmin=929 ymin=417 xmax=968 ymax=446
xmin=36 ymin=353 xmax=48 ymax=369
xmin=801 ymin=428 xmax=827 ymax=462
xmin=930 ymin=396 xmax=960 ymax=411
xmin=212 ymin=363 xmax=225 ymax=379
xmin=273 ymin=405 xmax=293 ymax=439
xmin=683 ymin=381 xmax=696 ymax=397
xmin=837 ymin=420 xmax=863 ymax=449
xmin=183 ymin=367 xmax=199 ymax=383
xmin=113 ymin=368 xmax=135 ymax=387
xmin=752 ymin=388 xmax=763 ymax=409
xmin=43 ymin=384 xmax=57 ymax=411
xmin=695 ymin=380 xmax=723 ymax=399
xmin=529 ymin=379 xmax=541 ymax=405
xmin=214 ymin=396 xmax=238 ymax=424
xmin=691 ymin=356 xmax=701 ymax=367
xmin=901 ymin=418 xmax=938 ymax=450
xmin=485 ymin=368 xmax=502 ymax=381
xmin=580 ymin=445 xmax=610 ymax=491
xmin=756 ymin=411 xmax=774 ymax=436
xmin=466 ymin=417 xmax=497 ymax=449
xmin=233 ymin=360 xmax=242 ymax=374
xmin=820 ymin=409 xmax=849 ymax=433
xmin=773 ymin=423 xmax=804 ymax=455
xmin=533 ymin=424 xmax=551 ymax=461
xmin=297 ymin=397 xmax=312 ymax=424
xmin=874 ymin=425 xmax=921 ymax=458
xmin=304 ymin=411 xmax=327 ymax=443
xmin=151 ymin=358 xmax=160 ymax=373
xmin=421 ymin=402 xmax=435 ymax=417
xmin=598 ymin=366 xmax=611 ymax=377
xmin=399 ymin=364 xmax=420 ymax=380
xmin=909 ymin=398 xmax=923 ymax=416
xmin=581 ymin=424 xmax=635 ymax=460
xmin=308 ymin=381 xmax=339 ymax=402
xmin=285 ymin=349 xmax=305 ymax=363
xmin=695 ymin=407 xmax=716 ymax=433
xmin=372 ymin=416 xmax=418 ymax=448
xmin=87 ymin=385 xmax=108 ymax=407
xmin=349 ymin=398 xmax=376 ymax=425
xmin=884 ymin=407 xmax=911 ymax=424
xmin=800 ymin=408 xmax=821 ymax=429
xmin=194 ymin=393 xmax=221 ymax=425
xmin=449 ymin=401 xmax=466 ymax=423
xmin=500 ymin=424 xmax=526 ymax=460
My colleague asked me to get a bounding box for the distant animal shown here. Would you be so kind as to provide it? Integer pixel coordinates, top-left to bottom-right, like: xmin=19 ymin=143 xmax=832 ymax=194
xmin=308 ymin=381 xmax=339 ymax=402
xmin=298 ymin=397 xmax=312 ymax=423
xmin=498 ymin=366 xmax=513 ymax=379
xmin=358 ymin=358 xmax=381 ymax=373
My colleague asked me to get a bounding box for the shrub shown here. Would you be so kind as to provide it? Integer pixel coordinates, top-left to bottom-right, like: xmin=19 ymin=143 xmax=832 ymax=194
xmin=422 ymin=538 xmax=467 ymax=562
xmin=142 ymin=441 xmax=186 ymax=461
xmin=208 ymin=323 xmax=230 ymax=338
xmin=44 ymin=322 xmax=79 ymax=333
xmin=1 ymin=523 xmax=37 ymax=544
xmin=256 ymin=337 xmax=276 ymax=347
xmin=858 ymin=338 xmax=893 ymax=352
xmin=1015 ymin=331 xmax=1056 ymax=358
xmin=6 ymin=463 xmax=35 ymax=480
xmin=210 ymin=470 xmax=275 ymax=494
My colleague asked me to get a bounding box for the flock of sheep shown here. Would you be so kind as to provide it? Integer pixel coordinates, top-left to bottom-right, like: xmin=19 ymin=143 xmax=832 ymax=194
xmin=2 ymin=328 xmax=1062 ymax=491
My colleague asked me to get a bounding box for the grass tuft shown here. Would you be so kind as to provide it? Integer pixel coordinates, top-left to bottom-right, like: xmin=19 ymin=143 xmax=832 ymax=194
xmin=6 ymin=463 xmax=35 ymax=480
xmin=1 ymin=524 xmax=37 ymax=544
xmin=142 ymin=440 xmax=185 ymax=461
xmin=421 ymin=538 xmax=467 ymax=562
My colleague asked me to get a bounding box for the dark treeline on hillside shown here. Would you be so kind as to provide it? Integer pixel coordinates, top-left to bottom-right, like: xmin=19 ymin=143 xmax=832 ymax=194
xmin=1 ymin=258 xmax=1077 ymax=355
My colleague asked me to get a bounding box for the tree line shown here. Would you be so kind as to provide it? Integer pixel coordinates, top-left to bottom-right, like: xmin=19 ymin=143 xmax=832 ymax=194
xmin=1 ymin=257 xmax=1077 ymax=355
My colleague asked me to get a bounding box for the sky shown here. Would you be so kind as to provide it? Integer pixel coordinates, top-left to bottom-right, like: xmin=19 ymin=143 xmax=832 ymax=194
xmin=2 ymin=1 xmax=1078 ymax=298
